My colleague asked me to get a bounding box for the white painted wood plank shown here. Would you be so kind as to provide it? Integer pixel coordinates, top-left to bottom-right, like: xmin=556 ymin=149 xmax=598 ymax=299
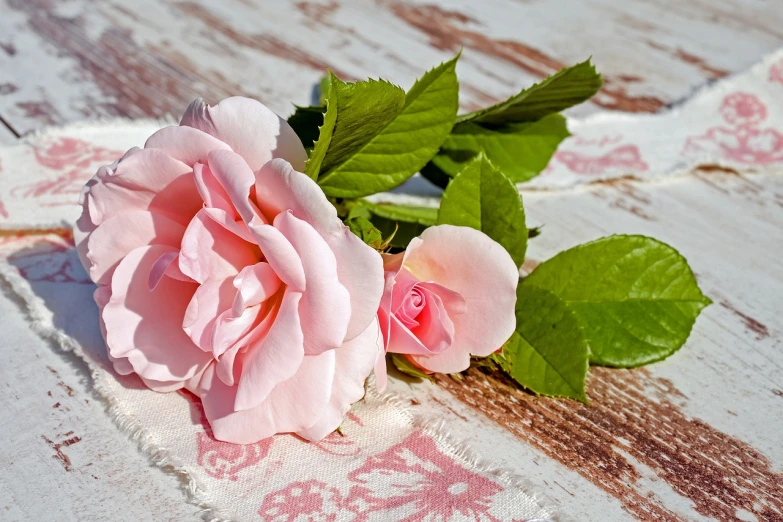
xmin=0 ymin=124 xmax=16 ymax=144
xmin=0 ymin=288 xmax=199 ymax=521
xmin=0 ymin=0 xmax=782 ymax=134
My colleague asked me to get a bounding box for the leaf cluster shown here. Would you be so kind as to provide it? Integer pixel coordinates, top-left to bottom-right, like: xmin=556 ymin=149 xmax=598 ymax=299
xmin=288 ymin=54 xmax=709 ymax=400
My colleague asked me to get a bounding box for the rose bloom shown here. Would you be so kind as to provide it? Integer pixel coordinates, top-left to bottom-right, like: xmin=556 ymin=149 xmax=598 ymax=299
xmin=376 ymin=225 xmax=518 ymax=389
xmin=75 ymin=97 xmax=384 ymax=443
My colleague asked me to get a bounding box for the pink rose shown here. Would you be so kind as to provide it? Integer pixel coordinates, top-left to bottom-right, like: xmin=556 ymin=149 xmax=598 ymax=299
xmin=376 ymin=225 xmax=518 ymax=387
xmin=74 ymin=97 xmax=384 ymax=443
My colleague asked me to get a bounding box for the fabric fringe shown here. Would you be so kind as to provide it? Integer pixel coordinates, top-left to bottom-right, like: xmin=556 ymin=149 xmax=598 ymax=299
xmin=0 ymin=261 xmax=229 ymax=522
xmin=364 ymin=381 xmax=556 ymax=521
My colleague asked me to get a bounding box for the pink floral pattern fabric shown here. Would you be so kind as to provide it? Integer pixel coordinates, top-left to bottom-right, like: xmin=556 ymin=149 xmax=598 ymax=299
xmin=552 ymin=142 xmax=648 ymax=176
xmin=13 ymin=137 xmax=122 ymax=207
xmin=345 ymin=431 xmax=504 ymax=521
xmin=682 ymin=92 xmax=783 ymax=165
xmin=769 ymin=58 xmax=783 ymax=86
xmin=258 ymin=480 xmax=344 ymax=521
xmin=252 ymin=431 xmax=514 ymax=521
xmin=196 ymin=432 xmax=272 ymax=481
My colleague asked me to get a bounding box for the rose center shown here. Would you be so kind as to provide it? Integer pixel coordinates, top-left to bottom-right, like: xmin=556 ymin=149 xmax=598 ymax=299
xmin=396 ymin=287 xmax=426 ymax=329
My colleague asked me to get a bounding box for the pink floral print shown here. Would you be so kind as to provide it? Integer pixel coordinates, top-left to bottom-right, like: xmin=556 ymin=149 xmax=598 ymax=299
xmin=258 ymin=480 xmax=344 ymax=522
xmin=769 ymin=58 xmax=783 ymax=86
xmin=553 ymin=144 xmax=648 ymax=175
xmin=6 ymin=236 xmax=90 ymax=284
xmin=719 ymin=92 xmax=767 ymax=127
xmin=682 ymin=92 xmax=783 ymax=165
xmin=196 ymin=432 xmax=272 ymax=481
xmin=10 ymin=137 xmax=122 ymax=205
xmin=345 ymin=431 xmax=504 ymax=521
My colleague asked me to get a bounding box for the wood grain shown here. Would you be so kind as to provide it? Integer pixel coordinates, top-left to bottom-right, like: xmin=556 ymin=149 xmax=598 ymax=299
xmin=0 ymin=289 xmax=199 ymax=521
xmin=1 ymin=0 xmax=783 ymax=135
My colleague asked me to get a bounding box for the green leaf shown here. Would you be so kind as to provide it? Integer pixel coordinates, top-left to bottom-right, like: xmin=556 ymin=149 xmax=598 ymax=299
xmin=524 ymin=235 xmax=711 ymax=367
xmin=287 ymin=105 xmax=324 ymax=153
xmin=318 ymin=75 xmax=331 ymax=106
xmin=310 ymin=55 xmax=460 ymax=198
xmin=347 ymin=201 xmax=436 ymax=250
xmin=457 ymin=59 xmax=603 ymax=125
xmin=423 ymin=60 xmax=601 ymax=185
xmin=503 ymin=284 xmax=589 ymax=402
xmin=391 ymin=354 xmax=433 ymax=381
xmin=305 ymin=72 xmax=404 ymax=181
xmin=437 ymin=155 xmax=528 ymax=266
xmin=429 ymin=114 xmax=569 ymax=183
xmin=346 ymin=216 xmax=384 ymax=249
xmin=362 ymin=202 xmax=438 ymax=226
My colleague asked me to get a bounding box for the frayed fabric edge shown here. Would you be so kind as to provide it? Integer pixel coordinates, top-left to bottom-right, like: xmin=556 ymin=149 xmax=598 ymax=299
xmin=364 ymin=381 xmax=556 ymax=521
xmin=0 ymin=261 xmax=230 ymax=522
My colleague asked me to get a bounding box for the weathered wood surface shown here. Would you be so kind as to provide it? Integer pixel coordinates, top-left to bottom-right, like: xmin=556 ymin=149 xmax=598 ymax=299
xmin=2 ymin=0 xmax=783 ymax=137
xmin=0 ymin=121 xmax=14 ymax=143
xmin=1 ymin=1 xmax=782 ymax=521
xmin=0 ymin=288 xmax=199 ymax=521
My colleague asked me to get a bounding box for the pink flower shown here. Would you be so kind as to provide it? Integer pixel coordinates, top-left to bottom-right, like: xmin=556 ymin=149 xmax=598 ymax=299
xmin=376 ymin=225 xmax=518 ymax=384
xmin=74 ymin=97 xmax=384 ymax=443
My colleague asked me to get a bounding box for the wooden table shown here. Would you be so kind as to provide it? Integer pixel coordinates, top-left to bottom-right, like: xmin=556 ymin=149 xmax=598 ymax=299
xmin=1 ymin=1 xmax=782 ymax=520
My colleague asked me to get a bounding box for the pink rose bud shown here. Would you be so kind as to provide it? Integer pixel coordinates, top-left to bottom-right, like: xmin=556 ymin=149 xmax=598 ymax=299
xmin=75 ymin=97 xmax=384 ymax=444
xmin=376 ymin=225 xmax=518 ymax=389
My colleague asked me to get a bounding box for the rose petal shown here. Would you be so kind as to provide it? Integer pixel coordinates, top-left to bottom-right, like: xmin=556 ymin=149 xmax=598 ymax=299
xmin=387 ymin=315 xmax=436 ymax=356
xmin=74 ymin=148 xmax=141 ymax=269
xmin=234 ymin=290 xmax=304 ymax=411
xmin=374 ymin=349 xmax=388 ymax=393
xmin=274 ymin=210 xmax=350 ymax=355
xmin=86 ymin=148 xmax=202 ymax=227
xmin=148 ymin=250 xmax=179 ymax=291
xmin=144 ymin=125 xmax=231 ymax=166
xmin=245 ymin=222 xmax=306 ymax=292
xmin=212 ymin=304 xmax=262 ymax=359
xmin=297 ymin=318 xmax=382 ymax=441
xmin=179 ymin=209 xmax=259 ymax=284
xmin=181 ymin=97 xmax=307 ymax=172
xmin=207 ymin=150 xmax=266 ymax=225
xmin=183 ymin=277 xmax=236 ymax=351
xmin=193 ymin=162 xmax=235 ymax=217
xmin=409 ymin=347 xmax=471 ymax=374
xmin=255 ymin=159 xmax=383 ymax=340
xmin=103 ymin=245 xmax=210 ymax=382
xmin=86 ymin=209 xmax=185 ymax=286
xmin=407 ymin=287 xmax=454 ymax=354
xmin=199 ymin=350 xmax=335 ymax=444
xmin=232 ymin=262 xmax=282 ymax=316
xmin=202 ymin=207 xmax=255 ymax=244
